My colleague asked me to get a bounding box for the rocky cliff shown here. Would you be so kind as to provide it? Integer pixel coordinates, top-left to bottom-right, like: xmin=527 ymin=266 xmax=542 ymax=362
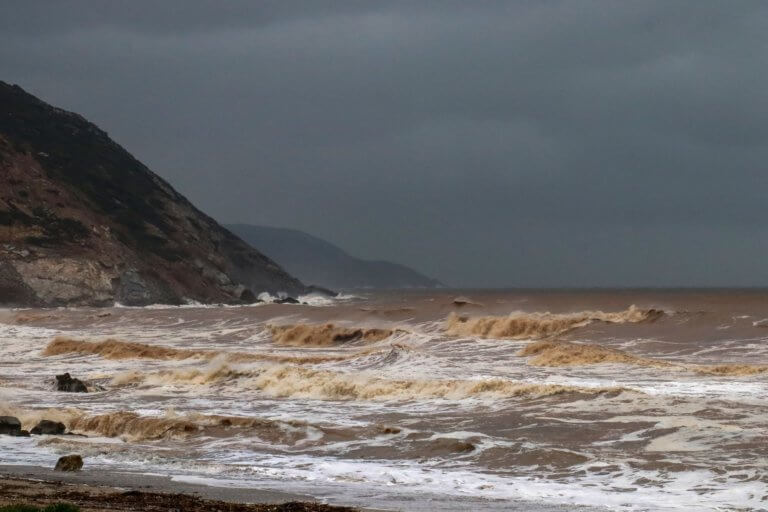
xmin=0 ymin=81 xmax=305 ymax=306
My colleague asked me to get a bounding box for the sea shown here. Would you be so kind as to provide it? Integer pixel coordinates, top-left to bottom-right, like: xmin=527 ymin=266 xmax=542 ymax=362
xmin=1 ymin=289 xmax=767 ymax=511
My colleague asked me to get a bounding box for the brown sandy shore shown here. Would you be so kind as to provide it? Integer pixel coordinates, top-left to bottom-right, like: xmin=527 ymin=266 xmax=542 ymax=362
xmin=0 ymin=465 xmax=355 ymax=512
xmin=0 ymin=465 xmax=609 ymax=512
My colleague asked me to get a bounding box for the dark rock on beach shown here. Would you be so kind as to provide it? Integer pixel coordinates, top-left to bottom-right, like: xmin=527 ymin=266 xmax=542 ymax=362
xmin=30 ymin=419 xmax=66 ymax=435
xmin=0 ymin=81 xmax=306 ymax=307
xmin=56 ymin=372 xmax=88 ymax=393
xmin=305 ymin=284 xmax=337 ymax=296
xmin=54 ymin=454 xmax=83 ymax=471
xmin=0 ymin=475 xmax=359 ymax=511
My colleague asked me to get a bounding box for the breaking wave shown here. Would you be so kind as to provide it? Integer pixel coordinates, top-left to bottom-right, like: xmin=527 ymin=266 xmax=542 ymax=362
xmin=518 ymin=340 xmax=768 ymax=376
xmin=694 ymin=363 xmax=768 ymax=377
xmin=12 ymin=312 xmax=63 ymax=323
xmin=0 ymin=403 xmax=318 ymax=443
xmin=111 ymin=359 xmax=252 ymax=387
xmin=246 ymin=366 xmax=633 ymax=400
xmin=268 ymin=323 xmax=399 ymax=346
xmin=43 ymin=337 xmax=352 ymax=364
xmin=519 ymin=340 xmax=672 ymax=368
xmin=44 ymin=337 xmax=204 ymax=360
xmin=67 ymin=411 xmax=315 ymax=443
xmin=70 ymin=411 xmax=212 ymax=441
xmin=444 ymin=306 xmax=664 ymax=340
xmin=114 ymin=362 xmax=632 ymax=401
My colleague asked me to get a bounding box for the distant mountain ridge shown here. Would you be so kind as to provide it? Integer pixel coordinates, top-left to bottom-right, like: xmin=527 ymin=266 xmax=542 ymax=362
xmin=227 ymin=224 xmax=442 ymax=290
xmin=0 ymin=81 xmax=305 ymax=306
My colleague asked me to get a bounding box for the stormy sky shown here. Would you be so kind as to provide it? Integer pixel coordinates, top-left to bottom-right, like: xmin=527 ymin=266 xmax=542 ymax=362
xmin=2 ymin=1 xmax=768 ymax=287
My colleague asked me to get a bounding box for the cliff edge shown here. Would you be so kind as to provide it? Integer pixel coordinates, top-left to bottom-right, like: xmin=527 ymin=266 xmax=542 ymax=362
xmin=0 ymin=81 xmax=304 ymax=306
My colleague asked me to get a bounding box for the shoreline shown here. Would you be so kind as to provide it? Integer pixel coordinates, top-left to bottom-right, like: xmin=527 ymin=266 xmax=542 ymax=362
xmin=0 ymin=464 xmax=610 ymax=512
xmin=0 ymin=464 xmax=357 ymax=511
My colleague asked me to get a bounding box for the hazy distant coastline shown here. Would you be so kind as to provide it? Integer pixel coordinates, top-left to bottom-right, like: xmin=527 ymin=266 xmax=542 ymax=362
xmin=227 ymin=224 xmax=442 ymax=290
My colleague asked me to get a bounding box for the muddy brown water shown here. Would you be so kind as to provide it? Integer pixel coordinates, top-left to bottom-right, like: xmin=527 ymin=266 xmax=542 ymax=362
xmin=1 ymin=289 xmax=768 ymax=510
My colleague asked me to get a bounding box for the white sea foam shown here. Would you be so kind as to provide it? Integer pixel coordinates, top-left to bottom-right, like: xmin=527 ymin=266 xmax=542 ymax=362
xmin=147 ymin=453 xmax=768 ymax=511
xmin=3 ymin=298 xmax=768 ymax=511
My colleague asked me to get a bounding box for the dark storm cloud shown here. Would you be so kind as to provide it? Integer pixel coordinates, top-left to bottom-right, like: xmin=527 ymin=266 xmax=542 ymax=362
xmin=3 ymin=0 xmax=768 ymax=286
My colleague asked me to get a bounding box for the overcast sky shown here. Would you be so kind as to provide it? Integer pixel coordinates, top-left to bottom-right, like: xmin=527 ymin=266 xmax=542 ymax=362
xmin=3 ymin=1 xmax=768 ymax=287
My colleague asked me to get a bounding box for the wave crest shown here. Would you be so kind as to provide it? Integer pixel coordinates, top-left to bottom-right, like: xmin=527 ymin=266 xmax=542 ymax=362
xmin=67 ymin=410 xmax=313 ymax=442
xmin=247 ymin=366 xmax=631 ymax=400
xmin=0 ymin=403 xmax=316 ymax=443
xmin=445 ymin=306 xmax=663 ymax=340
xmin=268 ymin=323 xmax=398 ymax=346
xmin=694 ymin=364 xmax=768 ymax=377
xmin=43 ymin=337 xmax=351 ymax=364
xmin=518 ymin=340 xmax=768 ymax=376
xmin=519 ymin=340 xmax=671 ymax=368
xmin=114 ymin=363 xmax=632 ymax=401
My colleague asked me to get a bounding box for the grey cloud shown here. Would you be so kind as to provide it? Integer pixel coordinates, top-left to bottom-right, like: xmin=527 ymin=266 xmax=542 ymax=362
xmin=2 ymin=0 xmax=768 ymax=286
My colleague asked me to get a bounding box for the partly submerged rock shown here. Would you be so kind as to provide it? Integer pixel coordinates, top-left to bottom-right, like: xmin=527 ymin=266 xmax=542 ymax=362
xmin=55 ymin=372 xmax=88 ymax=393
xmin=234 ymin=285 xmax=256 ymax=303
xmin=54 ymin=454 xmax=83 ymax=471
xmin=276 ymin=296 xmax=300 ymax=304
xmin=30 ymin=419 xmax=66 ymax=435
xmin=452 ymin=296 xmax=482 ymax=307
xmin=306 ymin=284 xmax=337 ymax=296
xmin=427 ymin=437 xmax=477 ymax=455
xmin=0 ymin=415 xmax=22 ymax=435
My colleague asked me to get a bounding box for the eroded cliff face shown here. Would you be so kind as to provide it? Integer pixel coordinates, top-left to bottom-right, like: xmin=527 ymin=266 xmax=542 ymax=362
xmin=0 ymin=82 xmax=304 ymax=306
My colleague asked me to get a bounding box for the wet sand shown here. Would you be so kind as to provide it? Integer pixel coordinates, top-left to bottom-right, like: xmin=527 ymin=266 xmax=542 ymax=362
xmin=0 ymin=465 xmax=320 ymax=511
xmin=0 ymin=465 xmax=350 ymax=511
xmin=0 ymin=465 xmax=606 ymax=512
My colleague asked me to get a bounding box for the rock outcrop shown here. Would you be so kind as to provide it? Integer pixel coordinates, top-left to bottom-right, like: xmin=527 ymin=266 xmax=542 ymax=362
xmin=54 ymin=454 xmax=83 ymax=471
xmin=30 ymin=419 xmax=66 ymax=435
xmin=0 ymin=415 xmax=23 ymax=436
xmin=0 ymin=81 xmax=305 ymax=306
xmin=55 ymin=372 xmax=88 ymax=393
